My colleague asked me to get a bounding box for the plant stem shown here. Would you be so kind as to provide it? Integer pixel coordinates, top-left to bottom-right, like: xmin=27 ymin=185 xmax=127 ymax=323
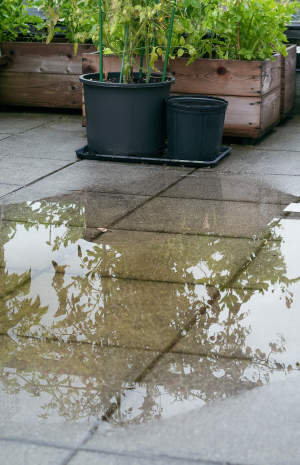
xmin=162 ymin=4 xmax=175 ymax=82
xmin=120 ymin=25 xmax=129 ymax=83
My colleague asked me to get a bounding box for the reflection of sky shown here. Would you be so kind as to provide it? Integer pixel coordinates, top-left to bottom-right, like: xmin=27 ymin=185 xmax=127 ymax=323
xmin=230 ymin=288 xmax=300 ymax=366
xmin=273 ymin=219 xmax=300 ymax=279
xmin=2 ymin=211 xmax=300 ymax=425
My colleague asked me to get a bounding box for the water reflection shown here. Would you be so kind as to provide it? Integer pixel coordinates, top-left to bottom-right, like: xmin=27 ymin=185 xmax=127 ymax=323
xmin=0 ymin=201 xmax=300 ymax=426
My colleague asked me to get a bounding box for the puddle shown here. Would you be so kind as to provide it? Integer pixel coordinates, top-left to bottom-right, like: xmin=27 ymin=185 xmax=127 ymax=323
xmin=0 ymin=201 xmax=300 ymax=427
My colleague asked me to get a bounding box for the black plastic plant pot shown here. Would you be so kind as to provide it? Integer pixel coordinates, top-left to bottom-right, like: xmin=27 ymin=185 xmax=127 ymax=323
xmin=79 ymin=72 xmax=175 ymax=157
xmin=166 ymin=96 xmax=228 ymax=161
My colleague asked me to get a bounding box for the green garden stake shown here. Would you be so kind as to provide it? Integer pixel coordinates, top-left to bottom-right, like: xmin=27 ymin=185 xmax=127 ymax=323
xmin=162 ymin=4 xmax=175 ymax=82
xmin=139 ymin=42 xmax=145 ymax=78
xmin=99 ymin=0 xmax=103 ymax=82
xmin=147 ymin=0 xmax=160 ymax=83
xmin=120 ymin=25 xmax=129 ymax=83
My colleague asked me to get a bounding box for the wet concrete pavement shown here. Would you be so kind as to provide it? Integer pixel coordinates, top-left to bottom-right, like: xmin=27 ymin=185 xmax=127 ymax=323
xmin=1 ymin=109 xmax=300 ymax=464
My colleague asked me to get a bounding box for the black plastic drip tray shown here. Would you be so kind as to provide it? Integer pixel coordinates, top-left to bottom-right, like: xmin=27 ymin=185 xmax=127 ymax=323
xmin=76 ymin=146 xmax=232 ymax=168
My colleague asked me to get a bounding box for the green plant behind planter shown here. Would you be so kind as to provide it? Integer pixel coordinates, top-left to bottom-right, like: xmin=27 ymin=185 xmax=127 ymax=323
xmin=186 ymin=0 xmax=299 ymax=61
xmin=0 ymin=0 xmax=45 ymax=41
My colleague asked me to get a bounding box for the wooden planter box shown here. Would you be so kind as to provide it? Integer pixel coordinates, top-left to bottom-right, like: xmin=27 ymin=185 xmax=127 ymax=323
xmin=0 ymin=56 xmax=8 ymax=66
xmin=0 ymin=42 xmax=96 ymax=108
xmin=82 ymin=52 xmax=282 ymax=141
xmin=281 ymin=44 xmax=297 ymax=119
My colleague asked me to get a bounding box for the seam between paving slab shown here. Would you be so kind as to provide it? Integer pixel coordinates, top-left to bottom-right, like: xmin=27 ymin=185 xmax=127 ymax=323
xmin=0 ymin=115 xmax=69 ymax=140
xmin=0 ymin=160 xmax=82 ymax=201
xmin=60 ymin=304 xmax=211 ymax=465
xmin=69 ymin=448 xmax=242 ymax=465
xmin=101 ymin=227 xmax=275 ymax=240
xmin=88 ymin=167 xmax=198 ymax=242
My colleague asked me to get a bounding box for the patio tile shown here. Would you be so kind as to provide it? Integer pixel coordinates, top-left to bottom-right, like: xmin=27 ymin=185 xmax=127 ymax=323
xmin=213 ymin=148 xmax=300 ymax=175
xmin=0 ymin=112 xmax=63 ymax=134
xmin=93 ymin=229 xmax=263 ymax=285
xmin=0 ymin=115 xmax=85 ymax=161
xmin=0 ymin=134 xmax=12 ymax=141
xmin=0 ymin=184 xmax=21 ymax=198
xmin=161 ymin=172 xmax=299 ymax=204
xmin=0 ymin=193 xmax=149 ymax=228
xmin=69 ymin=450 xmax=190 ymax=464
xmin=0 ymin=269 xmax=203 ymax=350
xmin=0 ymin=335 xmax=159 ymax=428
xmin=18 ymin=160 xmax=191 ymax=197
xmin=0 ymin=157 xmax=70 ymax=187
xmin=0 ymin=441 xmax=68 ymax=465
xmin=113 ymin=197 xmax=283 ymax=238
xmin=233 ymin=218 xmax=300 ymax=290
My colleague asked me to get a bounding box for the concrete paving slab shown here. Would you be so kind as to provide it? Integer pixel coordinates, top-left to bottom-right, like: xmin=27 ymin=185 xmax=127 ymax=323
xmin=0 ymin=423 xmax=88 ymax=450
xmin=174 ymin=284 xmax=300 ymax=367
xmin=0 ymin=335 xmax=159 ymax=428
xmin=113 ymin=197 xmax=283 ymax=238
xmin=234 ymin=219 xmax=300 ymax=290
xmin=213 ymin=148 xmax=300 ymax=175
xmin=69 ymin=450 xmax=196 ymax=465
xmin=0 ymin=183 xmax=21 ymax=197
xmin=141 ymin=351 xmax=294 ymax=407
xmin=0 ymin=193 xmax=149 ymax=228
xmin=0 ymin=133 xmax=12 ymax=141
xmin=271 ymin=115 xmax=300 ymax=133
xmin=0 ymin=115 xmax=86 ymax=161
xmin=0 ymin=440 xmax=68 ymax=465
xmin=18 ymin=160 xmax=191 ymax=197
xmin=0 ymin=157 xmax=71 ymax=188
xmin=93 ymin=229 xmax=263 ymax=286
xmin=81 ymin=377 xmax=300 ymax=465
xmin=161 ymin=172 xmax=299 ymax=204
xmin=2 ymin=269 xmax=200 ymax=350
xmin=254 ymin=125 xmax=300 ymax=151
xmin=0 ymin=112 xmax=63 ymax=134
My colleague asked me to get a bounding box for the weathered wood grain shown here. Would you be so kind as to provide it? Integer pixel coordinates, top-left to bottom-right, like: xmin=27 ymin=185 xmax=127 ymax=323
xmin=83 ymin=52 xmax=281 ymax=97
xmin=280 ymin=44 xmax=296 ymax=118
xmin=0 ymin=72 xmax=82 ymax=108
xmin=261 ymin=86 xmax=281 ymax=132
xmin=0 ymin=55 xmax=8 ymax=66
xmin=0 ymin=42 xmax=96 ymax=74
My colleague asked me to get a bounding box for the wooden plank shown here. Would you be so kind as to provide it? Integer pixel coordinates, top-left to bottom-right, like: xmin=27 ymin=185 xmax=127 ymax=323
xmin=0 ymin=55 xmax=8 ymax=66
xmin=281 ymin=77 xmax=296 ymax=117
xmin=218 ymin=95 xmax=261 ymax=138
xmin=0 ymin=42 xmax=96 ymax=74
xmin=261 ymin=53 xmax=281 ymax=96
xmin=280 ymin=45 xmax=296 ymax=118
xmin=83 ymin=52 xmax=283 ymax=97
xmin=0 ymin=72 xmax=82 ymax=108
xmin=260 ymin=86 xmax=281 ymax=132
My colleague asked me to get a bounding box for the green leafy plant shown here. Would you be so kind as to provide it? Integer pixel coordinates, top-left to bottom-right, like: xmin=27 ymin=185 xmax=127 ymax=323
xmin=0 ymin=0 xmax=44 ymax=42
xmin=186 ymin=0 xmax=299 ymax=61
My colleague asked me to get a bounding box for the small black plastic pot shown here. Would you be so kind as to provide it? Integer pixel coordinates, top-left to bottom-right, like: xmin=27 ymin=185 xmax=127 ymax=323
xmin=166 ymin=95 xmax=228 ymax=161
xmin=79 ymin=72 xmax=175 ymax=157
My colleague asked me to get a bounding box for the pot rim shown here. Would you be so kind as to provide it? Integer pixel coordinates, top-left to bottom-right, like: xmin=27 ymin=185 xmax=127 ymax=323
xmin=79 ymin=72 xmax=175 ymax=88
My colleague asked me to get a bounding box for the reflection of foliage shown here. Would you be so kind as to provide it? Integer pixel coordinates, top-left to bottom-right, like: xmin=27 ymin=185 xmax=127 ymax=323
xmin=1 ymin=201 xmax=85 ymax=252
xmin=0 ymin=201 xmax=300 ymax=424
